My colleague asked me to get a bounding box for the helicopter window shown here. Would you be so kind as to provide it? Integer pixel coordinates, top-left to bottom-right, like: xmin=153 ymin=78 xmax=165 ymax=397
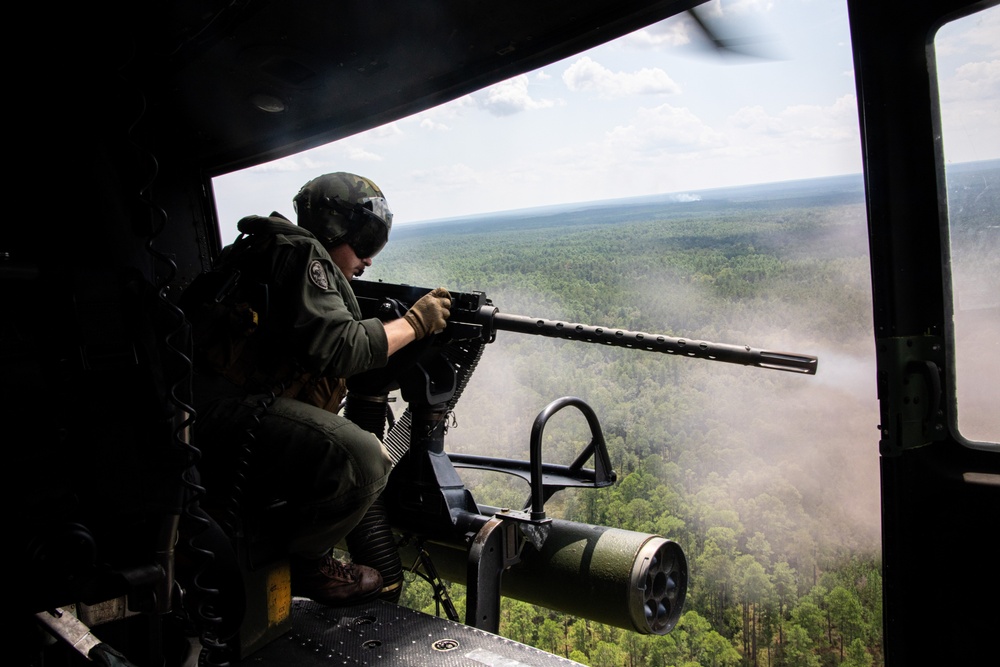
xmin=213 ymin=3 xmax=881 ymax=547
xmin=210 ymin=2 xmax=905 ymax=657
xmin=934 ymin=5 xmax=1000 ymax=447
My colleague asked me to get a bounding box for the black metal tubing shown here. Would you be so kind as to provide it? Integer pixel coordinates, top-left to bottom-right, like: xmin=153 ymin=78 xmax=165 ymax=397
xmin=449 ymin=396 xmax=617 ymax=513
xmin=528 ymin=397 xmax=614 ymax=519
xmin=493 ymin=313 xmax=817 ymax=374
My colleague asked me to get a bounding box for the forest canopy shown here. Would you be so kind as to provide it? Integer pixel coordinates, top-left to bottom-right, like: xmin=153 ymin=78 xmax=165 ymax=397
xmin=364 ymin=173 xmax=885 ymax=667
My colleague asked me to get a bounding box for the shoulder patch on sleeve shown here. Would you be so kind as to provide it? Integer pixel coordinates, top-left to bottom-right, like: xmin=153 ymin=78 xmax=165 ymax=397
xmin=308 ymin=260 xmax=330 ymax=290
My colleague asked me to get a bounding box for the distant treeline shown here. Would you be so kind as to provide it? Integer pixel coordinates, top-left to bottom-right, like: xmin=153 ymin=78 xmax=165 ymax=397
xmin=366 ymin=172 xmax=897 ymax=667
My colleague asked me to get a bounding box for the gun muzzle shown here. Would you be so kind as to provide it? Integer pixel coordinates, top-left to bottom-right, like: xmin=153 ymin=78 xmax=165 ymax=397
xmin=399 ymin=515 xmax=688 ymax=635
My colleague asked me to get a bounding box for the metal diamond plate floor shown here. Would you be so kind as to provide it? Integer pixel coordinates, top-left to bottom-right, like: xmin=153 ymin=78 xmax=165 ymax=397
xmin=245 ymin=598 xmax=583 ymax=666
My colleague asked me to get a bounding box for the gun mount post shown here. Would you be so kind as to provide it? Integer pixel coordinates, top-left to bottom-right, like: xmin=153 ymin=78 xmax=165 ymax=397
xmin=466 ymin=516 xmax=523 ymax=633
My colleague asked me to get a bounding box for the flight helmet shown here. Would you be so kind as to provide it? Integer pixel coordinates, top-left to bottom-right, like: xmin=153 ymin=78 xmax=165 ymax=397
xmin=293 ymin=172 xmax=393 ymax=258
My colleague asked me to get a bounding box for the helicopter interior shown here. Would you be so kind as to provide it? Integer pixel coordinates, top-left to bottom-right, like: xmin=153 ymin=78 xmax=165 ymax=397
xmin=10 ymin=0 xmax=998 ymax=665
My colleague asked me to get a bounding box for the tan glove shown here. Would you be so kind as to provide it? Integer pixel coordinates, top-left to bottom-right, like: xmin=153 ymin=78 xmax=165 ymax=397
xmin=403 ymin=287 xmax=452 ymax=340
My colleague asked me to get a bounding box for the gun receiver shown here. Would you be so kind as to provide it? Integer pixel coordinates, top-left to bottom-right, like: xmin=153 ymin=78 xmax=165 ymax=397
xmin=352 ymin=280 xmax=818 ymax=374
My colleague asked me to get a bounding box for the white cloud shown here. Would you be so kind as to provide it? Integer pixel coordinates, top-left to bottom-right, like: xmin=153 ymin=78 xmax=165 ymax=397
xmin=935 ymin=7 xmax=1000 ymax=59
xmin=407 ymin=163 xmax=483 ymax=190
xmin=563 ymin=56 xmax=681 ymax=97
xmin=626 ymin=18 xmax=692 ymax=48
xmin=702 ymin=0 xmax=775 ymax=19
xmin=937 ymin=58 xmax=1000 ymax=162
xmin=405 ymin=97 xmax=476 ymax=131
xmin=730 ymin=94 xmax=858 ymax=142
xmin=473 ymin=75 xmax=557 ymax=116
xmin=419 ymin=117 xmax=450 ymax=131
xmin=345 ymin=147 xmax=383 ymax=162
xmin=334 ymin=121 xmax=404 ymax=155
xmin=944 ymin=59 xmax=1000 ymax=102
xmin=624 ymin=0 xmax=777 ymax=53
xmin=730 ymin=104 xmax=783 ymax=135
xmin=352 ymin=121 xmax=404 ymax=142
xmin=962 ymin=12 xmax=1000 ymax=58
xmin=606 ymin=103 xmax=725 ymax=153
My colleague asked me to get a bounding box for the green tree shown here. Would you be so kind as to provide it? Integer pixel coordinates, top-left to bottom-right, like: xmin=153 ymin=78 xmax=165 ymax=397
xmin=619 ymin=632 xmax=648 ymax=667
xmin=569 ymin=619 xmax=591 ymax=656
xmin=782 ymin=623 xmax=821 ymax=667
xmin=378 ymin=194 xmax=884 ymax=666
xmin=842 ymin=638 xmax=873 ymax=667
xmin=771 ymin=561 xmax=798 ymax=662
xmin=501 ymin=599 xmax=536 ymax=646
xmin=537 ymin=617 xmax=564 ymax=656
xmin=790 ymin=598 xmax=825 ymax=646
xmin=693 ymin=540 xmax=735 ymax=631
xmin=734 ymin=554 xmax=773 ymax=666
xmin=826 ymin=586 xmax=864 ymax=660
xmin=694 ymin=627 xmax=742 ymax=667
xmin=591 ymin=640 xmax=625 ymax=667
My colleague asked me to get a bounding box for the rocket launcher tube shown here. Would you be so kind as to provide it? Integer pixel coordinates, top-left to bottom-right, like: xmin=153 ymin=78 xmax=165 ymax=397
xmin=397 ymin=512 xmax=688 ymax=635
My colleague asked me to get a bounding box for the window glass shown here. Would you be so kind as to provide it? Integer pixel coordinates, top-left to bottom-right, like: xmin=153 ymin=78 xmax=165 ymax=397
xmin=935 ymin=6 xmax=1000 ymax=445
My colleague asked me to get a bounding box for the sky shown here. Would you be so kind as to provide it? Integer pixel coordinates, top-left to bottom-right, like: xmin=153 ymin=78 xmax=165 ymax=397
xmin=206 ymin=0 xmax=999 ymax=528
xmin=213 ymin=0 xmax=999 ymax=240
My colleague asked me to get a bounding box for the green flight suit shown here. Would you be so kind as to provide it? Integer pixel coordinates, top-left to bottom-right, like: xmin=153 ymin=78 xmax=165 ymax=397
xmin=191 ymin=213 xmax=393 ymax=558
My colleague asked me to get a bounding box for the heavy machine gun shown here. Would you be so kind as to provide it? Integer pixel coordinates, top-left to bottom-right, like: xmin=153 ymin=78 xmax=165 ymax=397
xmin=337 ymin=280 xmax=818 ymax=638
xmin=354 ymin=281 xmax=819 ymax=379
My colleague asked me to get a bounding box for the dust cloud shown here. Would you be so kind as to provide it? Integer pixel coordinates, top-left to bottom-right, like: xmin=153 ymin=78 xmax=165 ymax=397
xmin=441 ymin=279 xmax=883 ymax=561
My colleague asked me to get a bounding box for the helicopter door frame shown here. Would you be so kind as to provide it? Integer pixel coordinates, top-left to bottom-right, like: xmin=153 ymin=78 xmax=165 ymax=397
xmin=846 ymin=0 xmax=999 ymax=664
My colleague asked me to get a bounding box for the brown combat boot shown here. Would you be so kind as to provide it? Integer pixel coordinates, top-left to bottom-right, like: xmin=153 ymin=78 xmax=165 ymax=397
xmin=290 ymin=555 xmax=383 ymax=606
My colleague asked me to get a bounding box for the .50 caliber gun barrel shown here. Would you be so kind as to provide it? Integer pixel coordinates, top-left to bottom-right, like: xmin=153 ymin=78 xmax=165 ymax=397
xmin=491 ymin=312 xmax=818 ymax=374
xmin=350 ymin=281 xmax=818 ymax=374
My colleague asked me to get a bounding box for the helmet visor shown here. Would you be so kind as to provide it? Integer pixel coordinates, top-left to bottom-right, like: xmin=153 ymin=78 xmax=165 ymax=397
xmin=346 ymin=217 xmax=390 ymax=258
xmin=323 ymin=195 xmax=393 ymax=258
xmin=360 ymin=196 xmax=393 ymax=227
